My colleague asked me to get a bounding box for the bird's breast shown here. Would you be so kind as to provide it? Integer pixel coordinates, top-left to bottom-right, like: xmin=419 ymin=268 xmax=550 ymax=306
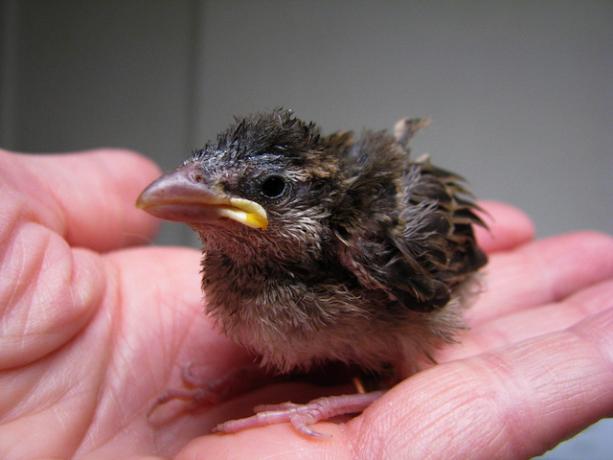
xmin=200 ymin=250 xmax=409 ymax=372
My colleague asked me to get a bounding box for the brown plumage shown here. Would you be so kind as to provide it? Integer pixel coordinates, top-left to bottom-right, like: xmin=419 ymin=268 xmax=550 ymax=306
xmin=137 ymin=109 xmax=487 ymax=436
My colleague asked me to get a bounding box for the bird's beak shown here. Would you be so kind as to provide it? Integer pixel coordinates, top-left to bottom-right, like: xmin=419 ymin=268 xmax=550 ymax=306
xmin=136 ymin=162 xmax=268 ymax=230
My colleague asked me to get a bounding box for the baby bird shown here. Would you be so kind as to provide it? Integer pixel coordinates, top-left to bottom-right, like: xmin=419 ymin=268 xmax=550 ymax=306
xmin=137 ymin=109 xmax=487 ymax=436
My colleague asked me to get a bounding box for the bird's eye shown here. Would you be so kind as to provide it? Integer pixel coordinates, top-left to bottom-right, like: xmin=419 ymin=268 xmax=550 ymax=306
xmin=260 ymin=175 xmax=287 ymax=199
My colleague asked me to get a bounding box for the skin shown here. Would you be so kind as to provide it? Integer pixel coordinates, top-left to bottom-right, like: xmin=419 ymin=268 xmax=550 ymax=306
xmin=0 ymin=148 xmax=612 ymax=459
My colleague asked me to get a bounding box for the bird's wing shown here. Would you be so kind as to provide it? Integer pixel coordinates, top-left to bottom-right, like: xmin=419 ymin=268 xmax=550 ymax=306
xmin=337 ymin=154 xmax=486 ymax=312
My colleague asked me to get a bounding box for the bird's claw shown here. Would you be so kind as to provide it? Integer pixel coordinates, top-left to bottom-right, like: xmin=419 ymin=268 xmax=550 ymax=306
xmin=212 ymin=391 xmax=385 ymax=438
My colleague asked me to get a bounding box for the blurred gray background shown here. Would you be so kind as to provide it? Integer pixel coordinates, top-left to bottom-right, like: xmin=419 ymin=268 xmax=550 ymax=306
xmin=0 ymin=1 xmax=611 ymax=457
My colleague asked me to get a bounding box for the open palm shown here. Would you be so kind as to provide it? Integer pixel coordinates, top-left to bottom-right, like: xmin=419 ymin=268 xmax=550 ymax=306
xmin=1 ymin=149 xmax=611 ymax=460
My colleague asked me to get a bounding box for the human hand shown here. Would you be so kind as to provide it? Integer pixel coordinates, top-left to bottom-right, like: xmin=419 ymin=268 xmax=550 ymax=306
xmin=1 ymin=149 xmax=611 ymax=459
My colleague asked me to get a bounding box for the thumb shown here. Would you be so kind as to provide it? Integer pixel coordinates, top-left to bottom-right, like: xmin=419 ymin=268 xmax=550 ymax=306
xmin=0 ymin=148 xmax=162 ymax=252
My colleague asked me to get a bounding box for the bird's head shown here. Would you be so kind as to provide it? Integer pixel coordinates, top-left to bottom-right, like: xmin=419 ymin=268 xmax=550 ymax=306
xmin=137 ymin=109 xmax=347 ymax=259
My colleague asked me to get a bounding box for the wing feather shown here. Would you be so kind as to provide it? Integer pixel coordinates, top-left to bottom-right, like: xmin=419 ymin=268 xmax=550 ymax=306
xmin=335 ymin=130 xmax=487 ymax=312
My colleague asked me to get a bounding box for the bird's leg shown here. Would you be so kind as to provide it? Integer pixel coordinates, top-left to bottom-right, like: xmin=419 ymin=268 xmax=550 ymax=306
xmin=148 ymin=363 xmax=269 ymax=417
xmin=213 ymin=390 xmax=385 ymax=437
xmin=352 ymin=376 xmax=367 ymax=394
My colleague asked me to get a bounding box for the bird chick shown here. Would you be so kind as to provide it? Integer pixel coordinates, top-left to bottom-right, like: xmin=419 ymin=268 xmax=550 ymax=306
xmin=137 ymin=109 xmax=487 ymax=436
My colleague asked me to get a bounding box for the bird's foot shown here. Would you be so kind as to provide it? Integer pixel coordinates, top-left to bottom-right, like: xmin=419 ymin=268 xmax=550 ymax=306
xmin=148 ymin=363 xmax=268 ymax=418
xmin=213 ymin=390 xmax=385 ymax=437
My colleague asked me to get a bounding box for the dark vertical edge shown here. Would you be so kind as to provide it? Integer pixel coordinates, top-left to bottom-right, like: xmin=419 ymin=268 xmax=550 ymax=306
xmin=182 ymin=0 xmax=205 ymax=246
xmin=0 ymin=0 xmax=18 ymax=148
xmin=185 ymin=0 xmax=203 ymax=153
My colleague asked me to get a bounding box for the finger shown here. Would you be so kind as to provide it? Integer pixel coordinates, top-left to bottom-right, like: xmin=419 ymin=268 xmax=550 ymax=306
xmin=0 ymin=149 xmax=161 ymax=252
xmin=0 ymin=231 xmax=105 ymax=369
xmin=177 ymin=307 xmax=613 ymax=459
xmin=475 ymin=200 xmax=534 ymax=253
xmin=349 ymin=307 xmax=613 ymax=459
xmin=468 ymin=231 xmax=613 ymax=324
xmin=441 ymin=279 xmax=613 ymax=361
